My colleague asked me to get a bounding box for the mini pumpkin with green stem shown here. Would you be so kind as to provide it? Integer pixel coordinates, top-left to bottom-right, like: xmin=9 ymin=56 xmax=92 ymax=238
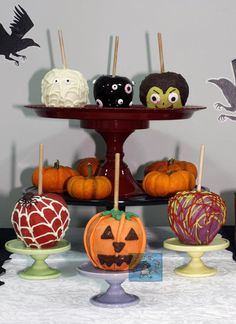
xmin=67 ymin=163 xmax=112 ymax=200
xmin=32 ymin=159 xmax=78 ymax=193
xmin=143 ymin=169 xmax=196 ymax=197
xmin=144 ymin=158 xmax=198 ymax=179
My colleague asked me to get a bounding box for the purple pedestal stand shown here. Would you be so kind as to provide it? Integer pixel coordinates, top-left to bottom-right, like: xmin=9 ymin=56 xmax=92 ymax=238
xmin=77 ymin=262 xmax=139 ymax=308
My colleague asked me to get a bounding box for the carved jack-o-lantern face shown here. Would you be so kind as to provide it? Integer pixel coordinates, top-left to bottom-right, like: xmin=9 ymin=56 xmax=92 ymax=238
xmin=84 ymin=210 xmax=146 ymax=271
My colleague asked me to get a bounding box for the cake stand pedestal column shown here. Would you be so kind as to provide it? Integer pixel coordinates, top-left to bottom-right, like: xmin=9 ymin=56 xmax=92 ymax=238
xmin=5 ymin=239 xmax=71 ymax=280
xmin=77 ymin=262 xmax=140 ymax=307
xmin=163 ymin=235 xmax=229 ymax=277
xmin=81 ymin=118 xmax=149 ymax=198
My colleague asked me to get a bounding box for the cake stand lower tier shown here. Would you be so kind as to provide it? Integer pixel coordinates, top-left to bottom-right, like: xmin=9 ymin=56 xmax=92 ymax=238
xmin=5 ymin=239 xmax=71 ymax=280
xmin=163 ymin=236 xmax=229 ymax=277
xmin=77 ymin=262 xmax=140 ymax=308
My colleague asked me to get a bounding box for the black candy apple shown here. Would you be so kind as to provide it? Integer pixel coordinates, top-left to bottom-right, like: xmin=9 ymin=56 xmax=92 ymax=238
xmin=93 ymin=75 xmax=134 ymax=108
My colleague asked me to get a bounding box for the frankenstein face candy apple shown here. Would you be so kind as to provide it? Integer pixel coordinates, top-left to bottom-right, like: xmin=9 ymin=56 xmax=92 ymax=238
xmin=93 ymin=75 xmax=133 ymax=108
xmin=84 ymin=209 xmax=146 ymax=271
xmin=41 ymin=68 xmax=89 ymax=107
xmin=11 ymin=192 xmax=70 ymax=248
xmin=168 ymin=190 xmax=226 ymax=245
xmin=139 ymin=72 xmax=189 ymax=109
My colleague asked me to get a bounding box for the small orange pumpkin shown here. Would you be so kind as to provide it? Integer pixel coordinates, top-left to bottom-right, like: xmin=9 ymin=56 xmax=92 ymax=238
xmin=32 ymin=160 xmax=78 ymax=193
xmin=77 ymin=157 xmax=100 ymax=176
xmin=84 ymin=209 xmax=146 ymax=271
xmin=144 ymin=159 xmax=198 ymax=178
xmin=67 ymin=163 xmax=112 ymax=200
xmin=142 ymin=170 xmax=196 ymax=197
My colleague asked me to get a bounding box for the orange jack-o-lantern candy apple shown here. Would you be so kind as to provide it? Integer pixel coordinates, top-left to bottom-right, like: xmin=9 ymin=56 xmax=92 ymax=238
xmin=11 ymin=192 xmax=70 ymax=248
xmin=84 ymin=209 xmax=146 ymax=271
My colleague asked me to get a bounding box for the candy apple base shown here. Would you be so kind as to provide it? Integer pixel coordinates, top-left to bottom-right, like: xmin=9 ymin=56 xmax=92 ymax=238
xmin=164 ymin=236 xmax=229 ymax=277
xmin=77 ymin=262 xmax=140 ymax=307
xmin=5 ymin=239 xmax=71 ymax=280
xmin=25 ymin=105 xmax=206 ymax=198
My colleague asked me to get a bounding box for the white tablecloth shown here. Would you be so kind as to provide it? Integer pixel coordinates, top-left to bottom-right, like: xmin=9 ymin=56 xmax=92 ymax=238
xmin=1 ymin=230 xmax=236 ymax=324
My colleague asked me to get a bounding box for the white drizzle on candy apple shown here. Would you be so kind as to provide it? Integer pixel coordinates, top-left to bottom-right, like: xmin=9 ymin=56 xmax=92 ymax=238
xmin=11 ymin=192 xmax=70 ymax=248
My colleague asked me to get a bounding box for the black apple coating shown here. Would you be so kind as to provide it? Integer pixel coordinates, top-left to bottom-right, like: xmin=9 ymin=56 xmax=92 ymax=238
xmin=93 ymin=75 xmax=133 ymax=108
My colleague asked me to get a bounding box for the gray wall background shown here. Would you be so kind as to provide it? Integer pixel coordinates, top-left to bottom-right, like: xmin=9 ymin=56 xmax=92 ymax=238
xmin=0 ymin=0 xmax=236 ymax=229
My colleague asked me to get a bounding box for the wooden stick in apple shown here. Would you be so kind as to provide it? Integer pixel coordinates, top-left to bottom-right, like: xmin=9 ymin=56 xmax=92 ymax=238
xmin=113 ymin=152 xmax=120 ymax=210
xmin=112 ymin=36 xmax=119 ymax=77
xmin=58 ymin=29 xmax=67 ymax=69
xmin=38 ymin=143 xmax=44 ymax=195
xmin=157 ymin=32 xmax=165 ymax=73
xmin=197 ymin=144 xmax=205 ymax=192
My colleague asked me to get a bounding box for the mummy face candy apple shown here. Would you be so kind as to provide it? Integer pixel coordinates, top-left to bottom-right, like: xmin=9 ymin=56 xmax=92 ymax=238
xmin=93 ymin=75 xmax=134 ymax=108
xmin=41 ymin=68 xmax=89 ymax=107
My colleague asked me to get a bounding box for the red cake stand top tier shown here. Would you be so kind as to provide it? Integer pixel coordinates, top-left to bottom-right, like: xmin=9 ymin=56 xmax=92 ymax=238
xmin=25 ymin=104 xmax=205 ymax=121
xmin=25 ymin=104 xmax=206 ymax=199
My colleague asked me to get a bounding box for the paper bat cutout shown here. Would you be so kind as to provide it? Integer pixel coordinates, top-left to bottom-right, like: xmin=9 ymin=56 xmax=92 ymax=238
xmin=208 ymin=59 xmax=236 ymax=122
xmin=0 ymin=5 xmax=40 ymax=65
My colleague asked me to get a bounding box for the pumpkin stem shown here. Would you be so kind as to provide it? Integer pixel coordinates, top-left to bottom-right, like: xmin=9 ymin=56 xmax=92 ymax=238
xmin=87 ymin=163 xmax=93 ymax=178
xmin=166 ymin=170 xmax=175 ymax=176
xmin=101 ymin=209 xmax=139 ymax=220
xmin=168 ymin=158 xmax=175 ymax=166
xmin=54 ymin=160 xmax=60 ymax=169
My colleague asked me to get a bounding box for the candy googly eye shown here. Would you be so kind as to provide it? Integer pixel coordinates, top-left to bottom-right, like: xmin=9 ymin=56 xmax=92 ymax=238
xmin=96 ymin=99 xmax=103 ymax=107
xmin=168 ymin=92 xmax=179 ymax=103
xmin=65 ymin=79 xmax=70 ymax=84
xmin=54 ymin=79 xmax=59 ymax=83
xmin=117 ymin=99 xmax=123 ymax=105
xmin=150 ymin=93 xmax=160 ymax=104
xmin=112 ymin=84 xmax=118 ymax=90
xmin=125 ymin=83 xmax=132 ymax=94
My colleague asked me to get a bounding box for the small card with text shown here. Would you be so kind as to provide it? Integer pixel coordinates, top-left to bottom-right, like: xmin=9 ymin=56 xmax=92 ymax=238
xmin=129 ymin=252 xmax=163 ymax=282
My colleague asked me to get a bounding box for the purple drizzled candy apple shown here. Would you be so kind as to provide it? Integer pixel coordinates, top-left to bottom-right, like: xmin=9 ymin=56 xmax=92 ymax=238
xmin=168 ymin=190 xmax=227 ymax=245
xmin=93 ymin=75 xmax=134 ymax=108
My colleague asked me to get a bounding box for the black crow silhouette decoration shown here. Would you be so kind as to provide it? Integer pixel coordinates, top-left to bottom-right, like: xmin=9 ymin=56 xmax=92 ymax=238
xmin=0 ymin=5 xmax=39 ymax=66
xmin=208 ymin=59 xmax=236 ymax=121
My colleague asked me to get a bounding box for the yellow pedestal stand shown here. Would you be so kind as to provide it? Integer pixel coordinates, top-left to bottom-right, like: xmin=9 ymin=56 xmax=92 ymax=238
xmin=164 ymin=236 xmax=229 ymax=277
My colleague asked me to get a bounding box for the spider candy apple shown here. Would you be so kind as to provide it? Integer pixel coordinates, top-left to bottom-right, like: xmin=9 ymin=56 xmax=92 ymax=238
xmin=11 ymin=192 xmax=70 ymax=248
xmin=41 ymin=68 xmax=89 ymax=107
xmin=168 ymin=190 xmax=226 ymax=245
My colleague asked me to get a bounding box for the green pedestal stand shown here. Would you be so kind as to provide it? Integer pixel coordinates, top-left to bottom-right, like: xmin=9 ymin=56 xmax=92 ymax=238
xmin=5 ymin=239 xmax=71 ymax=280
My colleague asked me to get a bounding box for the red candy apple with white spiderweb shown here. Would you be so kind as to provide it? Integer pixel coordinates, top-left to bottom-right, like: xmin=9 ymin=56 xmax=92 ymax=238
xmin=11 ymin=191 xmax=70 ymax=248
